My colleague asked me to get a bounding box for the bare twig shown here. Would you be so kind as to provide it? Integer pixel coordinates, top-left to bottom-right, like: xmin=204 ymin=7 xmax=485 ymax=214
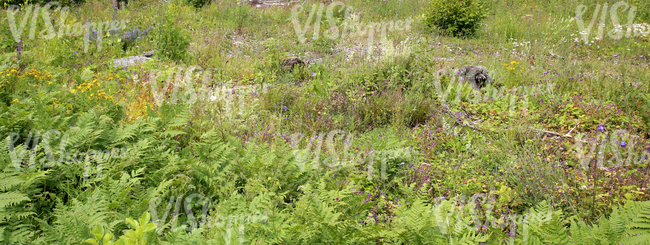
xmin=567 ymin=122 xmax=579 ymax=135
xmin=528 ymin=122 xmax=587 ymax=143
xmin=529 ymin=128 xmax=573 ymax=138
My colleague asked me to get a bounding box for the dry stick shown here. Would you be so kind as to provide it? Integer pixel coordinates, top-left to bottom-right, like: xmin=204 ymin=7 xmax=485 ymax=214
xmin=528 ymin=128 xmax=571 ymax=138
xmin=567 ymin=122 xmax=579 ymax=135
xmin=527 ymin=123 xmax=586 ymax=142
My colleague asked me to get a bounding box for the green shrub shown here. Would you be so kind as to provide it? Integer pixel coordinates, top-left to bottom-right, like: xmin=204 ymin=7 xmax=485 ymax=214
xmin=154 ymin=11 xmax=190 ymax=62
xmin=424 ymin=0 xmax=489 ymax=37
xmin=184 ymin=0 xmax=211 ymax=8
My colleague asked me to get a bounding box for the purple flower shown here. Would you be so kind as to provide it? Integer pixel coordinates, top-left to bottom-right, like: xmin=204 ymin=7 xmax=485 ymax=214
xmin=363 ymin=193 xmax=372 ymax=204
xmin=17 ymin=40 xmax=22 ymax=59
xmin=283 ymin=106 xmax=287 ymax=111
xmin=311 ymin=72 xmax=316 ymax=77
xmin=597 ymin=124 xmax=604 ymax=132
xmin=614 ymin=54 xmax=619 ymax=58
xmin=621 ymin=141 xmax=627 ymax=147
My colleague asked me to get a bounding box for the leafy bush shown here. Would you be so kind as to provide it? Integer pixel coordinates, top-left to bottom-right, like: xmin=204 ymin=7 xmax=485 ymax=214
xmin=184 ymin=0 xmax=211 ymax=8
xmin=154 ymin=11 xmax=190 ymax=62
xmin=424 ymin=0 xmax=489 ymax=37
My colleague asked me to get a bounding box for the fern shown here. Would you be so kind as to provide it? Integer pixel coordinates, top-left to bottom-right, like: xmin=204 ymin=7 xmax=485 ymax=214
xmin=513 ymin=200 xmax=569 ymax=244
xmin=0 ymin=148 xmax=50 ymax=244
xmin=0 ymin=165 xmax=33 ymax=244
xmin=568 ymin=200 xmax=650 ymax=245
xmin=43 ymin=191 xmax=111 ymax=244
xmin=158 ymin=107 xmax=191 ymax=138
xmin=190 ymin=134 xmax=237 ymax=200
xmin=0 ymin=166 xmax=30 ymax=213
xmin=0 ymin=191 xmax=30 ymax=212
xmin=163 ymin=226 xmax=214 ymax=245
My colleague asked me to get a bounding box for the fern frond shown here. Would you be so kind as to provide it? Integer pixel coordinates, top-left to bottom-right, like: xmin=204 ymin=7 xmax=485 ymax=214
xmin=0 ymin=191 xmax=30 ymax=209
xmin=0 ymin=174 xmax=23 ymax=192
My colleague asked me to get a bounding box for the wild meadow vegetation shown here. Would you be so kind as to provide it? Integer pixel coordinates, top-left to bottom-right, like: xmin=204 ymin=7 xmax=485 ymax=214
xmin=2 ymin=0 xmax=650 ymax=244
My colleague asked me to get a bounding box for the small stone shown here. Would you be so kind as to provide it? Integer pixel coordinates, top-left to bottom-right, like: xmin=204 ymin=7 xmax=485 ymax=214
xmin=458 ymin=65 xmax=492 ymax=90
xmin=281 ymin=57 xmax=305 ymax=71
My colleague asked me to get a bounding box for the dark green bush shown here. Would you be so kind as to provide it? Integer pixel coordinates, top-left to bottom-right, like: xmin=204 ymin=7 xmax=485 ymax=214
xmin=184 ymin=0 xmax=211 ymax=8
xmin=424 ymin=0 xmax=489 ymax=37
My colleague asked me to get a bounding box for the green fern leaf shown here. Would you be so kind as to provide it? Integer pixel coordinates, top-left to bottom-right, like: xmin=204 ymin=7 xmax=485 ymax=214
xmin=0 ymin=191 xmax=29 ymax=209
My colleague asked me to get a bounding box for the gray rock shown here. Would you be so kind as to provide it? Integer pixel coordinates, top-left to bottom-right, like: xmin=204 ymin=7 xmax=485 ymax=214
xmin=458 ymin=65 xmax=492 ymax=90
xmin=143 ymin=50 xmax=154 ymax=58
xmin=113 ymin=51 xmax=155 ymax=69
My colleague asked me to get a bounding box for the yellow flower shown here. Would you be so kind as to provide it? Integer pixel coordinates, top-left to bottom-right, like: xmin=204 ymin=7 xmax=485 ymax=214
xmin=71 ymin=89 xmax=76 ymax=93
